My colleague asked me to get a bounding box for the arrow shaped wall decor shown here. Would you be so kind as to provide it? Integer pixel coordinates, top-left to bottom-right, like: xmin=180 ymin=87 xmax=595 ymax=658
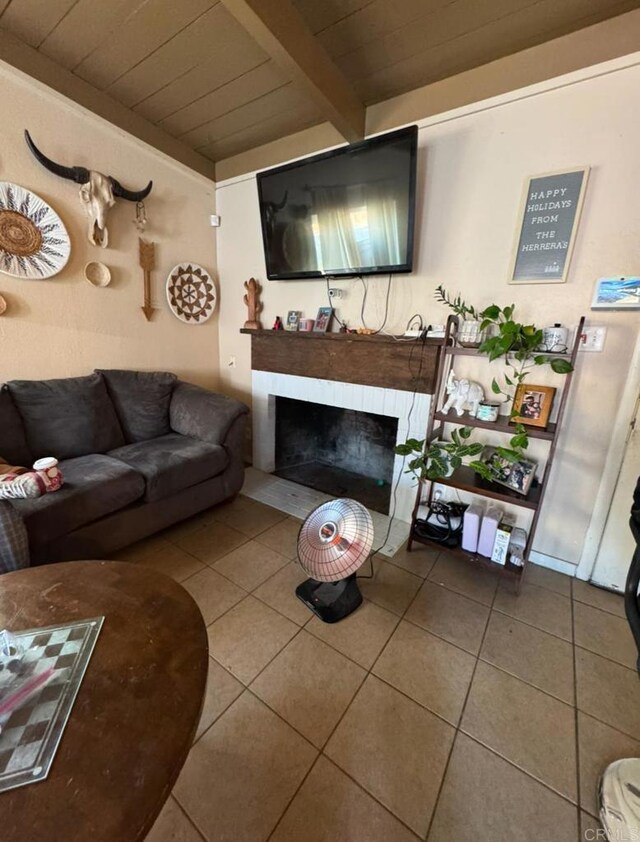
xmin=139 ymin=237 xmax=156 ymax=321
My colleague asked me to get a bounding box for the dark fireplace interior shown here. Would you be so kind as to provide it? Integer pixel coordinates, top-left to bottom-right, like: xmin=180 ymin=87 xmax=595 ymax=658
xmin=274 ymin=397 xmax=398 ymax=514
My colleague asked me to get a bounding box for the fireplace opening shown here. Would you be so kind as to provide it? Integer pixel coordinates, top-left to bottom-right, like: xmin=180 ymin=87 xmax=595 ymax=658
xmin=274 ymin=397 xmax=398 ymax=514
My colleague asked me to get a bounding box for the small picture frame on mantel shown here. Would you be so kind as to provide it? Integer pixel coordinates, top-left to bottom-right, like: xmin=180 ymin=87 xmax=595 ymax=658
xmin=313 ymin=306 xmax=333 ymax=333
xmin=285 ymin=310 xmax=301 ymax=331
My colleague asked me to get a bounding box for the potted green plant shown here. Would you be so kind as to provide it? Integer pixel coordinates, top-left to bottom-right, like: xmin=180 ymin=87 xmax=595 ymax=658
xmin=395 ymin=427 xmax=484 ymax=483
xmin=402 ymin=288 xmax=576 ymax=487
xmin=435 ymin=289 xmax=573 ymax=403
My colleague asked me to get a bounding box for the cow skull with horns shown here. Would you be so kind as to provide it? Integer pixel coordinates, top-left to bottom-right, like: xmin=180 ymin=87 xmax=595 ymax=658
xmin=24 ymin=130 xmax=153 ymax=248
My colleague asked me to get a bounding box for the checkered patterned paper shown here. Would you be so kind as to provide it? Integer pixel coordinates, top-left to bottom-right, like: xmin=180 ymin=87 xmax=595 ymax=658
xmin=0 ymin=617 xmax=103 ymax=792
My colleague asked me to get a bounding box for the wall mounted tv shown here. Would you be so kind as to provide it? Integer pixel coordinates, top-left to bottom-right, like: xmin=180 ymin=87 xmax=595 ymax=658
xmin=257 ymin=125 xmax=418 ymax=280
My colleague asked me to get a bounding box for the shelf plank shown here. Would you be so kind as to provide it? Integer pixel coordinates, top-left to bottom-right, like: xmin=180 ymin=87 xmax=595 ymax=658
xmin=409 ymin=532 xmax=524 ymax=578
xmin=239 ymin=328 xmax=444 ymax=346
xmin=443 ymin=345 xmax=572 ymax=360
xmin=433 ymin=410 xmax=556 ymax=441
xmin=431 ymin=466 xmax=541 ymax=510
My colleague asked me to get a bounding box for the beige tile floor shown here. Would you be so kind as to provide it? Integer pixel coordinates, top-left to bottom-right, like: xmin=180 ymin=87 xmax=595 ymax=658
xmin=115 ymin=496 xmax=640 ymax=842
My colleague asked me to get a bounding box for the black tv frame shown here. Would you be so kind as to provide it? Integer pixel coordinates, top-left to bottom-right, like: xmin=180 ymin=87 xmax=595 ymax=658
xmin=256 ymin=125 xmax=418 ymax=281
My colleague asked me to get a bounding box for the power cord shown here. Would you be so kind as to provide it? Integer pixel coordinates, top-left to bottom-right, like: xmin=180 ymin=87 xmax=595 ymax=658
xmin=358 ymin=333 xmax=428 ymax=577
xmin=370 ymin=274 xmax=392 ymax=335
xmin=359 ymin=274 xmax=393 ymax=334
xmin=359 ymin=276 xmax=368 ymax=328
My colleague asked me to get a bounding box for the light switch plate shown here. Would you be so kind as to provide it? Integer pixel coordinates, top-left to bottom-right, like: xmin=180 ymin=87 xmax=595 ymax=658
xmin=579 ymin=326 xmax=607 ymax=352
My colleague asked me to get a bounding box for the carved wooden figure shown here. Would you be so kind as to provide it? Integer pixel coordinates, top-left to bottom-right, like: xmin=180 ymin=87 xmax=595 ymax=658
xmin=243 ymin=277 xmax=262 ymax=329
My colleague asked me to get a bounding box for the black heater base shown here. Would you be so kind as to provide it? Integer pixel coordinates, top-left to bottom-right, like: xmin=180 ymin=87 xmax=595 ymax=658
xmin=295 ymin=574 xmax=363 ymax=623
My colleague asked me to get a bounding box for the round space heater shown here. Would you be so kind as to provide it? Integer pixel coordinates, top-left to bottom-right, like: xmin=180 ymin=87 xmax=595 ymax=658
xmin=296 ymin=498 xmax=374 ymax=623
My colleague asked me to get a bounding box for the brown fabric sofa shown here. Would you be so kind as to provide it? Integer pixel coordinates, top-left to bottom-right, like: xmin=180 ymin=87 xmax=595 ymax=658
xmin=0 ymin=370 xmax=248 ymax=565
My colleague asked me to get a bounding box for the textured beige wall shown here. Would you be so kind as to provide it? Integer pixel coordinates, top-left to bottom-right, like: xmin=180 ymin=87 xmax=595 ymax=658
xmin=216 ymin=55 xmax=640 ymax=567
xmin=0 ymin=62 xmax=219 ymax=389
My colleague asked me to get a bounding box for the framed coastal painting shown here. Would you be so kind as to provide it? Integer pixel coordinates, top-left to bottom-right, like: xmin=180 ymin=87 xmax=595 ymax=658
xmin=591 ymin=277 xmax=640 ymax=310
xmin=509 ymin=168 xmax=589 ymax=284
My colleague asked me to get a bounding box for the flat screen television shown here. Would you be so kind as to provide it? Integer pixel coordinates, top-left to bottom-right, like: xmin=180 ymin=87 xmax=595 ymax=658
xmin=257 ymin=125 xmax=418 ymax=280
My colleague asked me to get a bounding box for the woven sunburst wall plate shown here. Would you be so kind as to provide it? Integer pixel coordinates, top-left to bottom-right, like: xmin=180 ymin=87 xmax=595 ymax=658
xmin=166 ymin=263 xmax=217 ymax=324
xmin=0 ymin=182 xmax=70 ymax=279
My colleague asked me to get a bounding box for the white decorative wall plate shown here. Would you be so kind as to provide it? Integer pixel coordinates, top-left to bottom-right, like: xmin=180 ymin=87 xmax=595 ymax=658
xmin=166 ymin=263 xmax=217 ymax=324
xmin=0 ymin=182 xmax=70 ymax=279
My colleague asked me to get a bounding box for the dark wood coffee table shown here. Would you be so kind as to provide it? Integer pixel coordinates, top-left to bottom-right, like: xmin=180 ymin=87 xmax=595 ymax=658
xmin=0 ymin=560 xmax=208 ymax=842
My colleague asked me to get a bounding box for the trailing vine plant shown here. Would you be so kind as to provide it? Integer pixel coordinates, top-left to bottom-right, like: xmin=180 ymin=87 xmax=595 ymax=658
xmin=394 ymin=288 xmax=574 ymax=487
xmin=395 ymin=427 xmax=484 ymax=482
xmin=438 ymin=291 xmax=573 ymax=484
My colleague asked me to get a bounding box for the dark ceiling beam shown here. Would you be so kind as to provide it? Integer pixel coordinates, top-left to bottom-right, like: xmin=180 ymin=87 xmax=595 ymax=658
xmin=219 ymin=0 xmax=365 ymax=143
xmin=0 ymin=28 xmax=216 ymax=180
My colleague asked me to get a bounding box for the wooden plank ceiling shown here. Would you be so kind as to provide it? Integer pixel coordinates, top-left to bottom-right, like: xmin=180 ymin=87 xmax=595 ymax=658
xmin=0 ymin=0 xmax=638 ymax=177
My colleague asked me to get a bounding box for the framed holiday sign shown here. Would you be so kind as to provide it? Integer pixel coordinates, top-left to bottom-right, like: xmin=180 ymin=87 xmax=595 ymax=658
xmin=509 ymin=168 xmax=589 ymax=284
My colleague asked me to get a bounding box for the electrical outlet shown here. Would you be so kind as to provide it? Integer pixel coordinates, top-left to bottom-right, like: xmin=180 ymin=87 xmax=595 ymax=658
xmin=328 ymin=288 xmax=343 ymax=299
xmin=227 ymin=355 xmax=236 ymax=368
xmin=579 ymin=326 xmax=607 ymax=352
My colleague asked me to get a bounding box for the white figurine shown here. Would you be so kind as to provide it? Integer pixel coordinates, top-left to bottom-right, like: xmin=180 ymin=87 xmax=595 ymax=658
xmin=442 ymin=370 xmax=485 ymax=417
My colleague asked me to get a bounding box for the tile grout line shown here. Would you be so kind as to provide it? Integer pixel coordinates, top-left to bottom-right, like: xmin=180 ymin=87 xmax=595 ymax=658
xmin=572 ymin=598 xmax=626 ymax=620
xmin=263 ymin=553 xmax=441 ymax=842
xmin=167 ymin=514 xmax=636 ymax=747
xmin=571 ymin=579 xmax=584 ymax=839
xmin=167 ymin=505 xmax=620 ymax=666
xmin=154 ymin=499 xmax=630 ymax=837
xmin=186 ymin=625 xmax=314 ymax=770
xmin=169 ymin=793 xmax=209 ymax=842
xmin=201 ymin=539 xmax=636 ymax=810
xmin=192 ymin=597 xmax=617 ymax=829
xmin=452 ymin=729 xmax=582 ymax=811
xmin=189 ymin=675 xmax=238 ymax=748
xmin=422 ymin=573 xmax=500 ymax=840
xmin=171 ymin=516 xmax=293 ymax=591
xmin=176 ymin=518 xmax=635 ymax=676
xmin=263 ymin=752 xmax=326 ymax=842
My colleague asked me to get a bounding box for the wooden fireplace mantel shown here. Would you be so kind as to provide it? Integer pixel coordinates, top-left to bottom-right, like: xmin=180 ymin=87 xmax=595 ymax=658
xmin=239 ymin=329 xmax=442 ymax=393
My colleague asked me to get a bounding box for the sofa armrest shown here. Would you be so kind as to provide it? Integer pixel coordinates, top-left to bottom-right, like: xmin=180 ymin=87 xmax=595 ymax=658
xmin=170 ymin=382 xmax=249 ymax=447
xmin=0 ymin=502 xmax=30 ymax=573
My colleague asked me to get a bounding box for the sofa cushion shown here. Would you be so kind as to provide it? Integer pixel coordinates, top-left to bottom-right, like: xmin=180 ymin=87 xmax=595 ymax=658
xmin=11 ymin=454 xmax=145 ymax=547
xmin=6 ymin=374 xmax=125 ymax=460
xmin=108 ymin=433 xmax=228 ymax=503
xmin=0 ymin=386 xmax=33 ymax=466
xmin=97 ymin=370 xmax=177 ymax=443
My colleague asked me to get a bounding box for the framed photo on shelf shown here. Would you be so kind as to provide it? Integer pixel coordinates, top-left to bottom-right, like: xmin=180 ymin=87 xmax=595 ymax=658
xmin=285 ymin=310 xmax=301 ymax=331
xmin=313 ymin=306 xmax=333 ymax=333
xmin=512 ymin=384 xmax=556 ymax=428
xmin=482 ymin=447 xmax=537 ymax=496
xmin=591 ymin=277 xmax=640 ymax=310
